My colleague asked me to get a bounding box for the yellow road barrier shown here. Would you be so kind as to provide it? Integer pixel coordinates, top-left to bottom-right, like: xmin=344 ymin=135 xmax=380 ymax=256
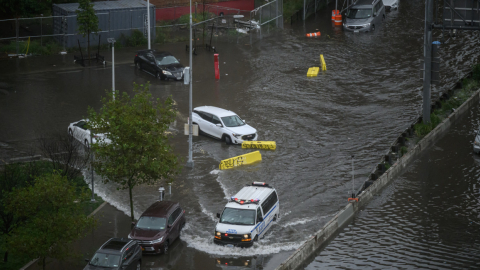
xmin=242 ymin=141 xmax=276 ymax=150
xmin=307 ymin=67 xmax=319 ymax=77
xmin=219 ymin=151 xmax=262 ymax=170
xmin=320 ymin=54 xmax=327 ymax=71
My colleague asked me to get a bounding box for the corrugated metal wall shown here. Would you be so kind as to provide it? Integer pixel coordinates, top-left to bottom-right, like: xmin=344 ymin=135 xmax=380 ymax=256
xmin=53 ymin=3 xmax=155 ymax=49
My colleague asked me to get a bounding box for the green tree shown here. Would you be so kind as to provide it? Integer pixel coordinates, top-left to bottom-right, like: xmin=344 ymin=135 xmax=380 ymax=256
xmin=6 ymin=172 xmax=96 ymax=270
xmin=87 ymin=83 xmax=181 ymax=221
xmin=76 ymin=0 xmax=100 ymax=64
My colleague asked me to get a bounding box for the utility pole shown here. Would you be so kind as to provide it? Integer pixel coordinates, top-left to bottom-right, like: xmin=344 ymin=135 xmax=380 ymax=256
xmin=186 ymin=0 xmax=194 ymax=168
xmin=90 ymin=132 xmax=95 ymax=202
xmin=107 ymin=38 xmax=116 ymax=100
xmin=147 ymin=0 xmax=151 ymax=50
xmin=422 ymin=0 xmax=433 ymax=123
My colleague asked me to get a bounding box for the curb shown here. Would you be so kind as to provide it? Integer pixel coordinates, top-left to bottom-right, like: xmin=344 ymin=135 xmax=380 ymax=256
xmin=275 ymin=87 xmax=480 ymax=270
xmin=19 ymin=201 xmax=108 ymax=270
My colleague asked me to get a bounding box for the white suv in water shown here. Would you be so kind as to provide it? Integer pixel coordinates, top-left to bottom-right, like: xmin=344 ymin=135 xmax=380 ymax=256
xmin=192 ymin=106 xmax=257 ymax=145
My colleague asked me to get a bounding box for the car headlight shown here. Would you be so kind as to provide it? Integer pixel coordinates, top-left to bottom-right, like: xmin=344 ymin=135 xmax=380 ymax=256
xmin=151 ymin=237 xmax=163 ymax=244
xmin=216 ymin=231 xmax=221 ymax=236
xmin=162 ymin=70 xmax=172 ymax=75
xmin=243 ymin=234 xmax=250 ymax=239
xmin=232 ymin=133 xmax=241 ymax=139
xmin=343 ymin=23 xmax=348 ymax=27
xmin=127 ymin=234 xmax=132 ymax=239
xmin=241 ymin=234 xmax=252 ymax=241
xmin=363 ymin=23 xmax=371 ymax=27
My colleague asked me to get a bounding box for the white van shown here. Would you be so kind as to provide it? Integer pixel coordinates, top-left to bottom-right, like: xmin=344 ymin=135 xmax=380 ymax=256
xmin=214 ymin=182 xmax=280 ymax=247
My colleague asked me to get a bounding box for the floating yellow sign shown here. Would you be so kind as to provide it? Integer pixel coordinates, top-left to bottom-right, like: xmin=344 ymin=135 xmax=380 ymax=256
xmin=307 ymin=67 xmax=319 ymax=77
xmin=320 ymin=54 xmax=327 ymax=71
xmin=219 ymin=151 xmax=262 ymax=170
xmin=242 ymin=141 xmax=276 ymax=150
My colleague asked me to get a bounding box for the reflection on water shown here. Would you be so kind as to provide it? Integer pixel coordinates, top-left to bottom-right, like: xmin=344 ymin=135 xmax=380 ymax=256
xmin=305 ymin=100 xmax=480 ymax=269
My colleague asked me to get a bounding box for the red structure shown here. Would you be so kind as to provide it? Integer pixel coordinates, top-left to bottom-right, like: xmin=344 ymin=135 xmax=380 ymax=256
xmin=214 ymin=54 xmax=220 ymax=80
xmin=155 ymin=0 xmax=255 ymax=21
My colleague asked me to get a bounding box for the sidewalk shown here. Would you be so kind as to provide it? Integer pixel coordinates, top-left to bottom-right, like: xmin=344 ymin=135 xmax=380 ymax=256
xmin=25 ymin=202 xmax=132 ymax=270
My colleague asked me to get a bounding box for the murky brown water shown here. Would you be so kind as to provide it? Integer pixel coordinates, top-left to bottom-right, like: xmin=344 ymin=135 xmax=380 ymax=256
xmin=305 ymin=100 xmax=480 ymax=270
xmin=1 ymin=1 xmax=480 ymax=269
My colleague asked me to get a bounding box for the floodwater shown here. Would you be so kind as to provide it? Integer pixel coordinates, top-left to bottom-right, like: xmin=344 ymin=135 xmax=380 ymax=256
xmin=1 ymin=1 xmax=480 ymax=269
xmin=305 ymin=100 xmax=480 ymax=270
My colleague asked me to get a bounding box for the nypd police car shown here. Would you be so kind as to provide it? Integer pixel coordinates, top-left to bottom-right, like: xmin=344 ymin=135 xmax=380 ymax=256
xmin=214 ymin=182 xmax=279 ymax=247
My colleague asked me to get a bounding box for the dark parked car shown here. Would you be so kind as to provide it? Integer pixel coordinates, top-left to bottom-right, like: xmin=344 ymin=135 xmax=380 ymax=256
xmin=134 ymin=50 xmax=185 ymax=81
xmin=128 ymin=201 xmax=186 ymax=254
xmin=84 ymin=238 xmax=141 ymax=270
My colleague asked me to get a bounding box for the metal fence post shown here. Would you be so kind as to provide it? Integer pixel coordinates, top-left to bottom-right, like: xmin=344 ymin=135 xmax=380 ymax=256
xmin=15 ymin=17 xmax=19 ymax=55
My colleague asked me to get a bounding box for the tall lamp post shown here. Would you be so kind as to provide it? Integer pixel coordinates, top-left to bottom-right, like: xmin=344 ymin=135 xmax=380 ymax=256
xmin=186 ymin=0 xmax=194 ymax=168
xmin=147 ymin=0 xmax=151 ymax=49
xmin=107 ymin=38 xmax=116 ymax=100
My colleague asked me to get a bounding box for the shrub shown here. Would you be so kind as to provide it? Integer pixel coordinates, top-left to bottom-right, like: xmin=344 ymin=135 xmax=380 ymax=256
xmin=473 ymin=63 xmax=480 ymax=81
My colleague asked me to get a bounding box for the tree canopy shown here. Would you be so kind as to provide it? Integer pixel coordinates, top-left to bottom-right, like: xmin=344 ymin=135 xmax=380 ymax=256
xmin=87 ymin=83 xmax=181 ymax=221
xmin=6 ymin=172 xmax=96 ymax=270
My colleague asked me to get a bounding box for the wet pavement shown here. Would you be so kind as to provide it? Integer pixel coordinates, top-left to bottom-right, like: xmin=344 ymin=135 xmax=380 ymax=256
xmin=1 ymin=1 xmax=480 ymax=269
xmin=304 ymin=99 xmax=480 ymax=270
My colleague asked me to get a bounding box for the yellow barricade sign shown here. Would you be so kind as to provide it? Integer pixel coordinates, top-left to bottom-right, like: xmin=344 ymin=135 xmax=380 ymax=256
xmin=307 ymin=67 xmax=320 ymax=77
xmin=219 ymin=151 xmax=262 ymax=170
xmin=320 ymin=54 xmax=327 ymax=71
xmin=242 ymin=141 xmax=276 ymax=150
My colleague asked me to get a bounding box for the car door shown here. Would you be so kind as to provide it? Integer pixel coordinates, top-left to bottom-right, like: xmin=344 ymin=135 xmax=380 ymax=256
xmin=256 ymin=207 xmax=265 ymax=238
xmin=145 ymin=54 xmax=156 ymax=74
xmin=121 ymin=247 xmax=136 ymax=270
xmin=167 ymin=209 xmax=180 ymax=241
xmin=73 ymin=121 xmax=89 ymax=144
xmin=210 ymin=115 xmax=224 ymax=138
xmin=200 ymin=112 xmax=216 ymax=138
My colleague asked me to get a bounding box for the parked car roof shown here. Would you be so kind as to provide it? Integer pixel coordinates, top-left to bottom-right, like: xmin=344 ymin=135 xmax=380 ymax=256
xmin=141 ymin=201 xmax=178 ymax=218
xmin=194 ymin=106 xmax=237 ymax=117
xmin=100 ymin=238 xmax=133 ymax=252
xmin=137 ymin=49 xmax=173 ymax=58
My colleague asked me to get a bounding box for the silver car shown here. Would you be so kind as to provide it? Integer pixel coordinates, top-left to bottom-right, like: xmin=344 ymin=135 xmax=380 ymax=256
xmin=343 ymin=0 xmax=386 ymax=32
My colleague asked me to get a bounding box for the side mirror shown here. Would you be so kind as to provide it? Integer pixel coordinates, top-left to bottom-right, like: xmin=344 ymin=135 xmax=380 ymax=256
xmin=216 ymin=213 xmax=220 ymax=218
xmin=216 ymin=123 xmax=223 ymax=127
xmin=131 ymin=222 xmax=136 ymax=229
xmin=373 ymin=12 xmax=377 ymax=17
xmin=243 ymin=120 xmax=246 ymax=123
xmin=257 ymin=216 xmax=263 ymax=223
xmin=168 ymin=224 xmax=172 ymax=228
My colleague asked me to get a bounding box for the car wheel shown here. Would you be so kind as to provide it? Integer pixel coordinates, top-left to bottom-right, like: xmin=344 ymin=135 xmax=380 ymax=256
xmin=156 ymin=72 xmax=161 ymax=80
xmin=273 ymin=214 xmax=277 ymax=222
xmin=136 ymin=261 xmax=141 ymax=270
xmin=371 ymin=24 xmax=375 ymax=31
xmin=136 ymin=62 xmax=142 ymax=70
xmin=225 ymin=135 xmax=232 ymax=145
xmin=254 ymin=235 xmax=259 ymax=242
xmin=68 ymin=129 xmax=73 ymax=137
xmin=163 ymin=241 xmax=169 ymax=254
xmin=84 ymin=140 xmax=89 ymax=149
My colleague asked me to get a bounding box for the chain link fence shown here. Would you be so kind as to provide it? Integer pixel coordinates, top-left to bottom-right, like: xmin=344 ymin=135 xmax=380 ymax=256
xmin=0 ymin=0 xmax=283 ymax=56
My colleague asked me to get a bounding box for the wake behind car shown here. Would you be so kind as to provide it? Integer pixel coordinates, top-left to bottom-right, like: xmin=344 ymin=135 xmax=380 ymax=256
xmin=214 ymin=182 xmax=279 ymax=247
xmin=84 ymin=238 xmax=141 ymax=270
xmin=128 ymin=201 xmax=186 ymax=254
xmin=68 ymin=119 xmax=111 ymax=148
xmin=192 ymin=106 xmax=257 ymax=145
xmin=134 ymin=50 xmax=185 ymax=81
xmin=343 ymin=0 xmax=386 ymax=32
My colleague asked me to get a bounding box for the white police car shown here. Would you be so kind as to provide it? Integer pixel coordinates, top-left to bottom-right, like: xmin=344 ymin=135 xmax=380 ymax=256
xmin=214 ymin=182 xmax=279 ymax=247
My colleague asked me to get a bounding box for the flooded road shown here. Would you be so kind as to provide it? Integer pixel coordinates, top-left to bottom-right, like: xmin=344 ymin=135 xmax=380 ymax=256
xmin=305 ymin=100 xmax=480 ymax=270
xmin=1 ymin=1 xmax=480 ymax=269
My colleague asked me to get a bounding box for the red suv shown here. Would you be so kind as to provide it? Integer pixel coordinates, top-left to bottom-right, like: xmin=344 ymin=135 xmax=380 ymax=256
xmin=128 ymin=201 xmax=186 ymax=254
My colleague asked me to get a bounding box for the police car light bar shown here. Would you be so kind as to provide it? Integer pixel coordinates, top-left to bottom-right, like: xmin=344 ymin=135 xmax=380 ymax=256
xmin=251 ymin=182 xmax=270 ymax=187
xmin=230 ymin=197 xmax=260 ymax=204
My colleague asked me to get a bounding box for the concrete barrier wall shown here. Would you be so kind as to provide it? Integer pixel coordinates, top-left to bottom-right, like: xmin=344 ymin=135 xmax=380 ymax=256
xmin=275 ymin=88 xmax=480 ymax=270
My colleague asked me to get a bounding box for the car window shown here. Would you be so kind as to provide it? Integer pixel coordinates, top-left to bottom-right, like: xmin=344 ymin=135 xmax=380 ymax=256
xmin=212 ymin=115 xmax=222 ymax=125
xmin=220 ymin=207 xmax=256 ymax=225
xmin=122 ymin=248 xmax=134 ymax=264
xmin=75 ymin=121 xmax=87 ymax=130
xmin=373 ymin=5 xmax=377 ymax=14
xmin=168 ymin=213 xmax=174 ymax=226
xmin=201 ymin=112 xmax=213 ymax=122
xmin=89 ymin=252 xmax=120 ymax=267
xmin=136 ymin=216 xmax=166 ymax=230
xmin=146 ymin=54 xmax=155 ymax=62
xmin=156 ymin=55 xmax=180 ymax=66
xmin=256 ymin=208 xmax=263 ymax=223
xmin=261 ymin=191 xmax=278 ymax=215
xmin=346 ymin=8 xmax=372 ymax=19
xmin=221 ymin=115 xmax=245 ymax=127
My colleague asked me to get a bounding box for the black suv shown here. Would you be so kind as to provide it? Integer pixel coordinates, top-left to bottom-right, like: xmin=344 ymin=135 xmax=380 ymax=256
xmin=134 ymin=50 xmax=185 ymax=81
xmin=84 ymin=238 xmax=142 ymax=270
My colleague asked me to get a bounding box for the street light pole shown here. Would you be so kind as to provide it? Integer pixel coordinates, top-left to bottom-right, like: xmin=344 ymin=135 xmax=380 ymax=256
xmin=186 ymin=0 xmax=194 ymax=168
xmin=147 ymin=0 xmax=151 ymax=50
xmin=107 ymin=38 xmax=116 ymax=100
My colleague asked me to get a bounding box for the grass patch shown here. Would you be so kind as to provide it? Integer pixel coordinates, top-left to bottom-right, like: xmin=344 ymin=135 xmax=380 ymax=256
xmin=283 ymin=0 xmax=304 ymax=22
xmin=400 ymin=146 xmax=408 ymax=157
xmin=0 ymin=38 xmax=63 ymax=56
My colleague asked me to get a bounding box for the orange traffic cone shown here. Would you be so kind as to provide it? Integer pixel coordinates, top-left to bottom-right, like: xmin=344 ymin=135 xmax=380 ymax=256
xmin=306 ymin=31 xmax=321 ymax=37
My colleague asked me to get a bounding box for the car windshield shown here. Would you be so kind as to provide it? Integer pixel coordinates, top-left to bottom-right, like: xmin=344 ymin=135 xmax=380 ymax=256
xmin=89 ymin=252 xmax=120 ymax=267
xmin=346 ymin=8 xmax=372 ymax=19
xmin=135 ymin=216 xmax=166 ymax=230
xmin=220 ymin=208 xmax=256 ymax=225
xmin=156 ymin=55 xmax=179 ymax=66
xmin=221 ymin=115 xmax=245 ymax=127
